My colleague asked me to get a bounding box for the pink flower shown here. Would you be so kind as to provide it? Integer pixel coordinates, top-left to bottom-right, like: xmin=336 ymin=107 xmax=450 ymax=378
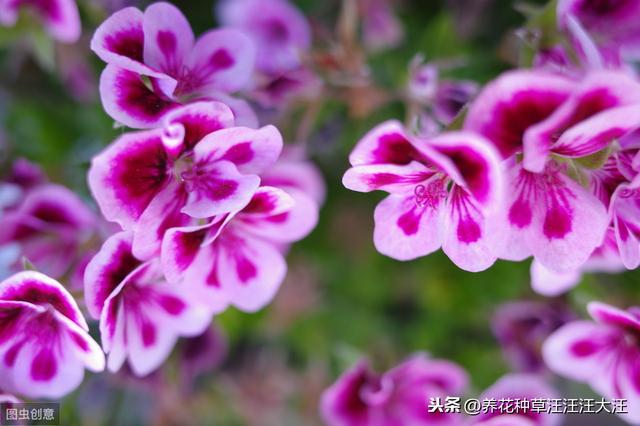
xmin=464 ymin=69 xmax=640 ymax=273
xmin=84 ymin=231 xmax=211 ymax=376
xmin=91 ymin=2 xmax=256 ymax=128
xmin=0 ymin=0 xmax=81 ymax=43
xmin=610 ymin=173 xmax=640 ymax=269
xmin=88 ymin=101 xmax=282 ymax=260
xmin=161 ymin=185 xmax=312 ymax=312
xmin=217 ymin=0 xmax=310 ymax=75
xmin=0 ymin=184 xmax=96 ymax=278
xmin=470 ymin=374 xmax=560 ymax=426
xmin=543 ymin=301 xmax=640 ymax=424
xmin=320 ymin=354 xmax=468 ymax=426
xmin=342 ymin=121 xmax=504 ymax=272
xmin=0 ymin=271 xmax=104 ymax=398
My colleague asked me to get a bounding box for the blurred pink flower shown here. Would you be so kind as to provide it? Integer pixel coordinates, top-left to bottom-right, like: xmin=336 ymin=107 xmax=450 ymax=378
xmin=543 ymin=301 xmax=640 ymax=424
xmin=0 ymin=0 xmax=80 ymax=43
xmin=320 ymin=354 xmax=468 ymax=426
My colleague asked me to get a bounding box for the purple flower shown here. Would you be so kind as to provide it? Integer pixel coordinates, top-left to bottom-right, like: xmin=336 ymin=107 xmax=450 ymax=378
xmin=88 ymin=101 xmax=282 ymax=260
xmin=0 ymin=0 xmax=81 ymax=43
xmin=492 ymin=301 xmax=575 ymax=372
xmin=0 ymin=184 xmax=96 ymax=278
xmin=557 ymin=0 xmax=640 ymax=62
xmin=342 ymin=121 xmax=504 ymax=272
xmin=91 ymin=2 xmax=256 ymax=128
xmin=610 ymin=173 xmax=640 ymax=269
xmin=217 ymin=0 xmax=311 ymax=75
xmin=0 ymin=271 xmax=104 ymax=398
xmin=161 ymin=185 xmax=313 ymax=312
xmin=433 ymin=80 xmax=479 ymax=125
xmin=84 ymin=231 xmax=211 ymax=377
xmin=471 ymin=374 xmax=560 ymax=426
xmin=320 ymin=354 xmax=468 ymax=426
xmin=359 ymin=0 xmax=404 ymax=52
xmin=178 ymin=325 xmax=227 ymax=390
xmin=251 ymin=66 xmax=322 ymax=108
xmin=543 ymin=301 xmax=640 ymax=424
xmin=464 ymin=70 xmax=640 ymax=273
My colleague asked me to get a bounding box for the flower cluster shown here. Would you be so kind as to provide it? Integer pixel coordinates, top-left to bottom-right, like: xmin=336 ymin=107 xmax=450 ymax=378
xmin=344 ymin=43 xmax=640 ymax=292
xmin=0 ymin=0 xmax=323 ymax=400
xmin=84 ymin=1 xmax=322 ymax=377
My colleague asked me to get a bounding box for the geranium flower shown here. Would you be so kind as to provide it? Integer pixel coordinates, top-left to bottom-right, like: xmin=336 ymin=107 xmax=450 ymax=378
xmin=0 ymin=0 xmax=80 ymax=43
xmin=88 ymin=101 xmax=282 ymax=259
xmin=320 ymin=354 xmax=468 ymax=426
xmin=491 ymin=301 xmax=575 ymax=372
xmin=464 ymin=70 xmax=640 ymax=273
xmin=543 ymin=301 xmax=640 ymax=424
xmin=0 ymin=271 xmax=104 ymax=398
xmin=161 ymin=185 xmax=311 ymax=312
xmin=91 ymin=2 xmax=256 ymax=128
xmin=471 ymin=374 xmax=560 ymax=426
xmin=342 ymin=121 xmax=504 ymax=272
xmin=359 ymin=0 xmax=404 ymax=52
xmin=217 ymin=0 xmax=310 ymax=75
xmin=0 ymin=184 xmax=96 ymax=278
xmin=84 ymin=231 xmax=211 ymax=376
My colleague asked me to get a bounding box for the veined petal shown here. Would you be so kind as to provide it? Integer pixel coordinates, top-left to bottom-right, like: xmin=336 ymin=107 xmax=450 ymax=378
xmin=161 ymin=221 xmax=220 ymax=284
xmin=373 ymin=190 xmax=446 ymax=261
xmin=0 ymin=271 xmax=87 ymax=330
xmin=442 ymin=186 xmax=501 ymax=272
xmin=142 ymin=2 xmax=194 ymax=78
xmin=238 ymin=187 xmax=318 ymax=244
xmin=84 ymin=231 xmax=142 ymax=319
xmin=99 ymin=65 xmax=180 ymax=129
xmin=342 ymin=161 xmax=434 ymax=194
xmin=161 ymin=101 xmax=234 ymax=153
xmin=183 ymin=29 xmax=256 ymax=95
xmin=426 ymin=131 xmax=504 ymax=210
xmin=181 ymin=160 xmax=260 ymax=219
xmin=217 ymin=233 xmax=287 ymax=312
xmin=464 ymin=70 xmax=574 ymax=159
xmin=500 ymin=163 xmax=609 ymax=273
xmin=88 ymin=128 xmax=170 ymax=230
xmin=193 ymin=125 xmax=283 ymax=174
xmin=91 ymin=7 xmax=164 ymax=77
xmin=349 ymin=120 xmax=421 ymax=166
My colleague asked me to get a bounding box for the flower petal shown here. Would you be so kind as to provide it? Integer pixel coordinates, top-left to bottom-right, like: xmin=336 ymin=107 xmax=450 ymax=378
xmin=464 ymin=70 xmax=574 ymax=159
xmin=373 ymin=191 xmax=445 ymax=261
xmin=193 ymin=125 xmax=283 ymax=174
xmin=349 ymin=120 xmax=421 ymax=166
xmin=543 ymin=320 xmax=620 ymax=385
xmin=183 ymin=29 xmax=255 ymax=95
xmin=217 ymin=233 xmax=287 ymax=312
xmin=161 ymin=101 xmax=235 ymax=153
xmin=442 ymin=186 xmax=501 ymax=272
xmin=84 ymin=231 xmax=142 ymax=319
xmin=342 ymin=161 xmax=434 ymax=194
xmin=132 ymin=181 xmax=191 ymax=260
xmin=88 ymin=128 xmax=169 ymax=229
xmin=500 ymin=163 xmax=609 ymax=273
xmin=0 ymin=271 xmax=87 ymax=329
xmin=523 ymin=71 xmax=640 ymax=172
xmin=142 ymin=2 xmax=194 ymax=78
xmin=181 ymin=160 xmax=260 ymax=218
xmin=91 ymin=7 xmax=164 ymax=77
xmin=530 ymin=260 xmax=582 ymax=296
xmin=99 ymin=64 xmax=180 ymax=129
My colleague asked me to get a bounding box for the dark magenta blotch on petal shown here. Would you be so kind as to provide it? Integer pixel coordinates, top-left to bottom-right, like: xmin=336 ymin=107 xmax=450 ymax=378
xmin=31 ymin=349 xmax=57 ymax=381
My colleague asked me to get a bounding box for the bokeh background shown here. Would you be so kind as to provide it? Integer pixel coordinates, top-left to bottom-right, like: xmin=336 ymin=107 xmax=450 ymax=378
xmin=1 ymin=0 xmax=638 ymax=424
